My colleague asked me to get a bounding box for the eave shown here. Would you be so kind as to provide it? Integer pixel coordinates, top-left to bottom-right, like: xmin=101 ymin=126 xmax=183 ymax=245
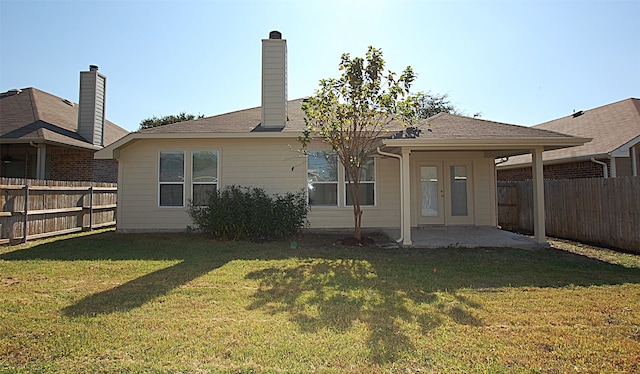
xmin=95 ymin=131 xmax=302 ymax=159
xmin=382 ymin=137 xmax=591 ymax=158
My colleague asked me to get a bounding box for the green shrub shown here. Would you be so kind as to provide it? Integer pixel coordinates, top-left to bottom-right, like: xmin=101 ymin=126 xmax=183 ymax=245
xmin=188 ymin=185 xmax=309 ymax=241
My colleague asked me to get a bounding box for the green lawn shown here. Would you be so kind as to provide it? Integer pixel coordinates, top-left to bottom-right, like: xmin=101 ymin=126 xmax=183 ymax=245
xmin=1 ymin=229 xmax=639 ymax=373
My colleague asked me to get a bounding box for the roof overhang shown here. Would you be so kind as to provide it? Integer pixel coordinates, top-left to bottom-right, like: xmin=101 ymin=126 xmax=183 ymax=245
xmin=382 ymin=137 xmax=591 ymax=158
xmin=611 ymin=134 xmax=640 ymax=157
xmin=0 ymin=138 xmax=100 ymax=151
xmin=94 ymin=131 xmax=302 ymax=159
xmin=496 ymin=153 xmax=613 ymax=170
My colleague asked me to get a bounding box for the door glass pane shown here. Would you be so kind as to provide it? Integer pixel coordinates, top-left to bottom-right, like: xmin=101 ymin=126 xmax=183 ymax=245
xmin=421 ymin=166 xmax=438 ymax=217
xmin=450 ymin=166 xmax=468 ymax=216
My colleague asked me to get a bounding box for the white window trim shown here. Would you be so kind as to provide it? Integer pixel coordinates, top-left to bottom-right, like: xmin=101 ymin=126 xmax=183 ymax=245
xmin=307 ymin=151 xmax=377 ymax=208
xmin=191 ymin=150 xmax=220 ymax=207
xmin=307 ymin=151 xmax=339 ymax=207
xmin=344 ymin=157 xmax=376 ymax=207
xmin=158 ymin=151 xmax=185 ymax=208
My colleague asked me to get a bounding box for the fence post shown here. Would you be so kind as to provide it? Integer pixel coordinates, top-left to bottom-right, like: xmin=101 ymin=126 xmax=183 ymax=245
xmin=23 ymin=185 xmax=29 ymax=243
xmin=89 ymin=186 xmax=94 ymax=230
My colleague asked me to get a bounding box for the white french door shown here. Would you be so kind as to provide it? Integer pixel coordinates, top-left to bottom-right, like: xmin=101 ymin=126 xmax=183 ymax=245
xmin=418 ymin=161 xmax=474 ymax=225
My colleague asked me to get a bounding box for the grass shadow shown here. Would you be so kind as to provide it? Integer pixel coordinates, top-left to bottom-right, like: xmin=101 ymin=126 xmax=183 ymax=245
xmin=2 ymin=230 xmax=639 ymax=358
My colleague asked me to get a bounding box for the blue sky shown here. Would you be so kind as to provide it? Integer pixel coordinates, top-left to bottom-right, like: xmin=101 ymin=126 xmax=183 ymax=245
xmin=1 ymin=0 xmax=638 ymax=132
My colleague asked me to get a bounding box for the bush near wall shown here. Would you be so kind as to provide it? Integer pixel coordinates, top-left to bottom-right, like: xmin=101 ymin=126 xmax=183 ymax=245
xmin=188 ymin=185 xmax=309 ymax=241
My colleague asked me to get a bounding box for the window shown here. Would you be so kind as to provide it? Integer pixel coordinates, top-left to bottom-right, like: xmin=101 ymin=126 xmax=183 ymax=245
xmin=307 ymin=152 xmax=376 ymax=207
xmin=450 ymin=165 xmax=468 ymax=216
xmin=192 ymin=151 xmax=218 ymax=206
xmin=307 ymin=151 xmax=338 ymax=206
xmin=345 ymin=157 xmax=375 ymax=206
xmin=159 ymin=151 xmax=185 ymax=207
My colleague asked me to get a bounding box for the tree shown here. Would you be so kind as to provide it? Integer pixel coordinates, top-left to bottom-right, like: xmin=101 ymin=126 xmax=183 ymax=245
xmin=414 ymin=91 xmax=481 ymax=119
xmin=299 ymin=46 xmax=418 ymax=241
xmin=414 ymin=92 xmax=461 ymax=118
xmin=139 ymin=112 xmax=204 ymax=130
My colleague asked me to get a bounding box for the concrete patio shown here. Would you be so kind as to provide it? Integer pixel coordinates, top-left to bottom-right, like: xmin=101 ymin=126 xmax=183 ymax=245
xmin=381 ymin=227 xmax=545 ymax=249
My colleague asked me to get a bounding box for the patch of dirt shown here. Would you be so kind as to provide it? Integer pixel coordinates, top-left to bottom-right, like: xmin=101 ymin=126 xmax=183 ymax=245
xmin=295 ymin=230 xmax=392 ymax=249
xmin=339 ymin=236 xmax=377 ymax=247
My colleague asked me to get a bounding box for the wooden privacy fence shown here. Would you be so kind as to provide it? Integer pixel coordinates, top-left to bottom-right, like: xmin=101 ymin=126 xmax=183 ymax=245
xmin=0 ymin=178 xmax=117 ymax=244
xmin=498 ymin=176 xmax=640 ymax=253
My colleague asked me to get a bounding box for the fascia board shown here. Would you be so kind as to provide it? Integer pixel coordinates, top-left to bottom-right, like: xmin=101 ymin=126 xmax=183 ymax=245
xmin=0 ymin=138 xmax=99 ymax=151
xmin=611 ymin=135 xmax=640 ymax=157
xmin=382 ymin=137 xmax=591 ymax=151
xmin=94 ymin=131 xmax=303 ymax=159
xmin=495 ymin=153 xmax=611 ymax=169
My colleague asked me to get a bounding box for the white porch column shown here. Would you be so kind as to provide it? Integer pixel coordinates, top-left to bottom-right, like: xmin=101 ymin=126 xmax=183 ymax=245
xmin=401 ymin=148 xmax=412 ymax=246
xmin=531 ymin=147 xmax=546 ymax=244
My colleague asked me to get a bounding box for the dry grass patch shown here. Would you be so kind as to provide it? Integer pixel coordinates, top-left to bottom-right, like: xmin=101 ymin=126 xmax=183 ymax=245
xmin=1 ymin=229 xmax=639 ymax=373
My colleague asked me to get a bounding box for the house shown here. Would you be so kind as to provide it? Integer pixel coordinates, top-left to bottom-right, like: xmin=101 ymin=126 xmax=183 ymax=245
xmin=497 ymin=98 xmax=640 ymax=181
xmin=0 ymin=66 xmax=128 ymax=182
xmin=96 ymin=31 xmax=588 ymax=246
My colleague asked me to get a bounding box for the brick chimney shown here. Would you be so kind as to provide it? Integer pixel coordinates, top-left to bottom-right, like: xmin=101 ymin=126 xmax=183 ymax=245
xmin=78 ymin=65 xmax=106 ymax=146
xmin=261 ymin=31 xmax=287 ymax=129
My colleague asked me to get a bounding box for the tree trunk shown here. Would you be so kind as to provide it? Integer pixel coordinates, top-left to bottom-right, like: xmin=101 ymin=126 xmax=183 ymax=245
xmin=353 ymin=205 xmax=363 ymax=240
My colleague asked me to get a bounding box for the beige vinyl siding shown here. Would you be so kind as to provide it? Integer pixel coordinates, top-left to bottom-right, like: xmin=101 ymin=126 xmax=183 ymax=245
xmin=472 ymin=157 xmax=497 ymax=226
xmin=116 ymin=138 xmax=306 ymax=231
xmin=115 ymin=141 xmax=500 ymax=232
xmin=307 ymin=155 xmax=401 ymax=229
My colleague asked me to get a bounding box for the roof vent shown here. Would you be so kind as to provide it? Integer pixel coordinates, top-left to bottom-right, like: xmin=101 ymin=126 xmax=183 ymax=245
xmin=572 ymin=110 xmax=584 ymax=118
xmin=269 ymin=30 xmax=282 ymax=39
xmin=89 ymin=65 xmax=99 ymax=72
xmin=62 ymin=98 xmax=74 ymax=106
xmin=6 ymin=89 xmax=22 ymax=96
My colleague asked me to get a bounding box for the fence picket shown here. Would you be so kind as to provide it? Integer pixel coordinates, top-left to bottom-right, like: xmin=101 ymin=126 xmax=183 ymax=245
xmin=0 ymin=178 xmax=117 ymax=244
xmin=498 ymin=176 xmax=639 ymax=253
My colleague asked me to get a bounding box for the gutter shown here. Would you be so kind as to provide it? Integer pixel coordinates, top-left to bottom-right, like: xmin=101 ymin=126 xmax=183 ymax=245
xmin=376 ymin=147 xmax=404 ymax=244
xmin=590 ymin=157 xmax=608 ymax=178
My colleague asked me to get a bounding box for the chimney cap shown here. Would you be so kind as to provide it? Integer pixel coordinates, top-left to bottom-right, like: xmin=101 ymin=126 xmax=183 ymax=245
xmin=89 ymin=65 xmax=99 ymax=71
xmin=269 ymin=30 xmax=282 ymax=39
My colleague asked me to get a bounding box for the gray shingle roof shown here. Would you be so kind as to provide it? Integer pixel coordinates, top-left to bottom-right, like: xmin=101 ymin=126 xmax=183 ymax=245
xmin=421 ymin=112 xmax=575 ymax=139
xmin=135 ymin=97 xmax=575 ymax=140
xmin=499 ymin=98 xmax=640 ymax=166
xmin=0 ymin=87 xmax=128 ymax=149
xmin=138 ymin=98 xmax=308 ymax=134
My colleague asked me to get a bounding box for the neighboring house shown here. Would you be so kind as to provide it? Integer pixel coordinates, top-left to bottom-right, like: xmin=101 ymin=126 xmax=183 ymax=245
xmin=0 ymin=66 xmax=128 ymax=182
xmin=96 ymin=31 xmax=588 ymax=245
xmin=497 ymin=98 xmax=640 ymax=181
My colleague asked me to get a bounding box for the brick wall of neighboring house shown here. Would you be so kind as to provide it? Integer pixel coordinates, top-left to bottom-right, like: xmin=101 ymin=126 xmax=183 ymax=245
xmin=92 ymin=159 xmax=119 ymax=183
xmin=49 ymin=148 xmax=119 ymax=182
xmin=1 ymin=146 xmax=117 ymax=182
xmin=497 ymin=160 xmax=608 ymax=181
xmin=49 ymin=148 xmax=94 ymax=181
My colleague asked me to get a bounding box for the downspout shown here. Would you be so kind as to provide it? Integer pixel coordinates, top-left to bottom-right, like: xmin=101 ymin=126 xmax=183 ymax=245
xmin=590 ymin=157 xmax=608 ymax=178
xmin=29 ymin=142 xmax=46 ymax=179
xmin=377 ymin=147 xmax=403 ymax=244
